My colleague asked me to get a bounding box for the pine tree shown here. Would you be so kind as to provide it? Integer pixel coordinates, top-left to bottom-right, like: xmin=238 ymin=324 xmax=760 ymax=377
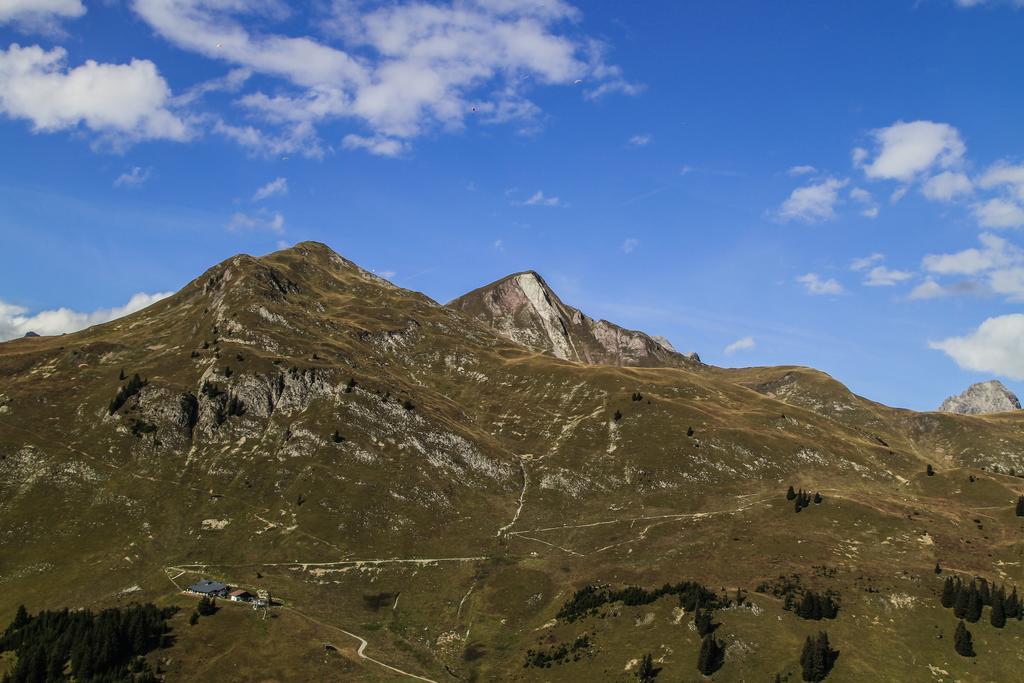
xmin=636 ymin=653 xmax=658 ymax=682
xmin=1016 ymin=495 xmax=1024 ymax=517
xmin=694 ymin=608 xmax=714 ymax=636
xmin=787 ymin=486 xmax=797 ymax=501
xmin=979 ymin=579 xmax=991 ymax=606
xmin=189 ymin=611 xmax=199 ymax=626
xmin=954 ymin=620 xmax=975 ymax=657
xmin=800 ymin=631 xmax=837 ymax=681
xmin=941 ymin=577 xmax=956 ymax=608
xmin=927 ymin=464 xmax=934 ymax=476
xmin=696 ymin=634 xmax=724 ymax=675
xmin=966 ymin=583 xmax=982 ymax=623
xmin=1006 ymin=587 xmax=1020 ymax=619
xmin=953 ymin=580 xmax=969 ymax=619
xmin=814 ymin=492 xmax=823 ymax=504
xmin=991 ymin=588 xmax=1007 ymax=628
xmin=934 ymin=561 xmax=942 ymax=575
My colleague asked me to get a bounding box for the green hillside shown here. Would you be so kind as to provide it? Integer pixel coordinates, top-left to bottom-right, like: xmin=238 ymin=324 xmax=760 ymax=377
xmin=2 ymin=242 xmax=1023 ymax=682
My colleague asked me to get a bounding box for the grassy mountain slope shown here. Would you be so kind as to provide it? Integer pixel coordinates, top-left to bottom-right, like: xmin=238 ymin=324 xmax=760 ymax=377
xmin=2 ymin=242 xmax=1023 ymax=681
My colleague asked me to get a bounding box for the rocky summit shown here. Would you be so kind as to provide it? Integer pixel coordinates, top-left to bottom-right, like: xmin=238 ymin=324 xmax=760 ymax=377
xmin=447 ymin=270 xmax=695 ymax=368
xmin=2 ymin=243 xmax=1024 ymax=682
xmin=939 ymin=380 xmax=1022 ymax=415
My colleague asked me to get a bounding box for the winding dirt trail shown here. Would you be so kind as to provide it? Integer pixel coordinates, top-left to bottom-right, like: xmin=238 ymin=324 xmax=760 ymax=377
xmin=285 ymin=606 xmax=439 ymax=682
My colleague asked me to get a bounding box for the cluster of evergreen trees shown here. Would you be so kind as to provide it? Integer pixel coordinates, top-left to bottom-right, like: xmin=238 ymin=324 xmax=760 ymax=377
xmin=108 ymin=374 xmax=147 ymax=415
xmin=785 ymin=590 xmax=840 ymax=620
xmin=800 ymin=632 xmax=838 ymax=681
xmin=523 ymin=635 xmax=591 ymax=669
xmin=786 ymin=487 xmax=822 ymax=512
xmin=0 ymin=603 xmax=174 ymax=682
xmin=940 ymin=576 xmax=1020 ymax=628
xmin=556 ymin=581 xmax=724 ymax=623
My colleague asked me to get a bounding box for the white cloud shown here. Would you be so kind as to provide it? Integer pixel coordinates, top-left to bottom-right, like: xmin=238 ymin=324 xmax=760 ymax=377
xmin=979 ymin=161 xmax=1024 ymax=201
xmin=777 ymin=178 xmax=848 ymax=223
xmin=864 ymin=265 xmax=913 ymax=287
xmin=796 ymin=273 xmax=844 ymax=295
xmin=989 ymin=268 xmax=1024 ymax=301
xmin=923 ymin=232 xmax=1019 ymax=275
xmin=521 ymin=190 xmax=561 ymax=207
xmin=954 ymin=0 xmax=1024 ymax=7
xmin=114 ymin=166 xmax=152 ymax=188
xmin=131 ymin=0 xmax=637 ymax=154
xmin=0 ymin=291 xmax=172 ymax=341
xmin=930 ymin=314 xmax=1024 ymax=380
xmin=849 ymin=187 xmax=880 ymax=218
xmin=0 ymin=0 xmax=85 ymax=32
xmin=0 ymin=43 xmax=189 ymax=146
xmin=341 ymin=133 xmax=409 ymax=157
xmin=628 ymin=134 xmax=651 ymax=147
xmin=974 ymin=198 xmax=1024 ymax=228
xmin=859 ymin=120 xmax=966 ymax=182
xmin=493 ymin=239 xmax=504 ymax=251
xmin=252 ymin=176 xmax=288 ymax=201
xmin=724 ymin=336 xmax=755 ymax=355
xmin=908 ymin=279 xmax=948 ymax=300
xmin=622 ymin=238 xmax=639 ymax=253
xmin=228 ymin=210 xmax=285 ymax=233
xmin=921 ymin=171 xmax=973 ymax=202
xmin=787 ymin=165 xmax=817 ymax=176
xmin=850 ymin=253 xmax=885 ymax=271
xmin=890 ymin=186 xmax=909 ymax=204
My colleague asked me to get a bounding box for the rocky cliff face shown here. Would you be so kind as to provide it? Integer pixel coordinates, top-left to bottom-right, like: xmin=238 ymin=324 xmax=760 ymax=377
xmin=447 ymin=270 xmax=697 ymax=368
xmin=939 ymin=380 xmax=1022 ymax=415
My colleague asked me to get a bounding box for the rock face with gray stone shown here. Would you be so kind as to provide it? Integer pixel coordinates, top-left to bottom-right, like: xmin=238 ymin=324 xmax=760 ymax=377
xmin=939 ymin=380 xmax=1021 ymax=415
xmin=447 ymin=270 xmax=697 ymax=368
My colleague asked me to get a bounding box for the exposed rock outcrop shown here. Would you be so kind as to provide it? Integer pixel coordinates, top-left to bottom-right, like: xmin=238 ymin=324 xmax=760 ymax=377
xmin=939 ymin=380 xmax=1021 ymax=415
xmin=447 ymin=271 xmax=696 ymax=368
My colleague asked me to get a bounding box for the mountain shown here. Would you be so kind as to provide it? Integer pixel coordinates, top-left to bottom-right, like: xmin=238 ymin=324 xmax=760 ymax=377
xmin=939 ymin=380 xmax=1022 ymax=415
xmin=447 ymin=270 xmax=698 ymax=367
xmin=2 ymin=242 xmax=1024 ymax=682
xmin=22 ymin=331 xmax=39 ymax=338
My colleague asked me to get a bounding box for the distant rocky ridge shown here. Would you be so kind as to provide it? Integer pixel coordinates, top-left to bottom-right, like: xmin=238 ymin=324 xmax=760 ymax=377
xmin=23 ymin=331 xmax=39 ymax=338
xmin=939 ymin=380 xmax=1022 ymax=415
xmin=447 ymin=270 xmax=698 ymax=368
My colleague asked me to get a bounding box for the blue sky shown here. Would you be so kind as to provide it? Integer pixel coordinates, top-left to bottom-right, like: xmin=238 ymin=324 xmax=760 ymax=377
xmin=2 ymin=0 xmax=1024 ymax=411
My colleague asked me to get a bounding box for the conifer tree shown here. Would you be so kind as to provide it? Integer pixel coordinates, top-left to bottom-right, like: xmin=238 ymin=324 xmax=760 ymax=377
xmin=696 ymin=634 xmax=724 ymax=675
xmin=1006 ymin=587 xmax=1020 ymax=619
xmin=814 ymin=492 xmax=823 ymax=504
xmin=966 ymin=583 xmax=982 ymax=623
xmin=694 ymin=608 xmax=714 ymax=636
xmin=636 ymin=653 xmax=658 ymax=682
xmin=1016 ymin=495 xmax=1024 ymax=517
xmin=991 ymin=588 xmax=1007 ymax=628
xmin=787 ymin=486 xmax=796 ymax=501
xmin=954 ymin=620 xmax=975 ymax=657
xmin=800 ymin=631 xmax=837 ymax=681
xmin=979 ymin=579 xmax=991 ymax=606
xmin=941 ymin=577 xmax=956 ymax=609
xmin=953 ymin=580 xmax=969 ymax=619
xmin=934 ymin=561 xmax=942 ymax=575
xmin=926 ymin=464 xmax=934 ymax=476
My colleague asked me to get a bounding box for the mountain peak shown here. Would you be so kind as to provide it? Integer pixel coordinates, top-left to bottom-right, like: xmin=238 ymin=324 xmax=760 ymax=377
xmin=447 ymin=270 xmax=695 ymax=368
xmin=938 ymin=380 xmax=1022 ymax=415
